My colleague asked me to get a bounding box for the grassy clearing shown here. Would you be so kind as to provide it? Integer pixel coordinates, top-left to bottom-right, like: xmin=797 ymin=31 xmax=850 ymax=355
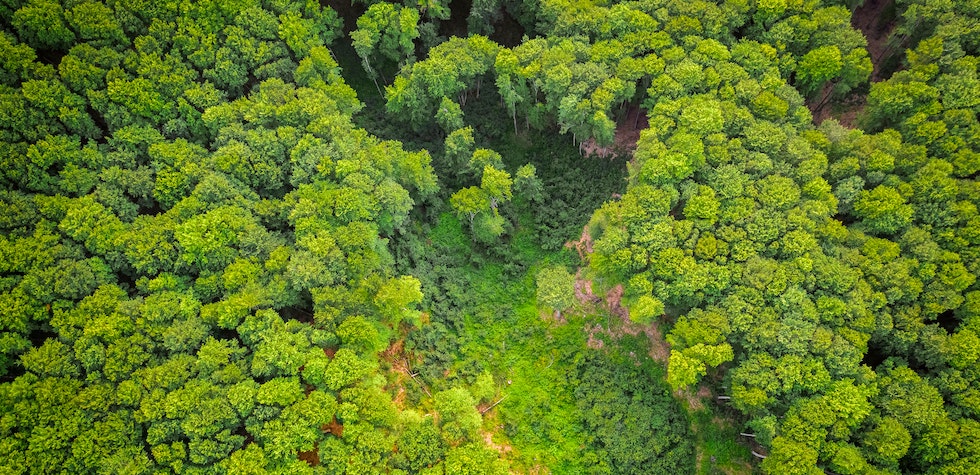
xmin=688 ymin=407 xmax=756 ymax=475
xmin=332 ymin=27 xmax=754 ymax=472
xmin=424 ymin=213 xmax=594 ymax=472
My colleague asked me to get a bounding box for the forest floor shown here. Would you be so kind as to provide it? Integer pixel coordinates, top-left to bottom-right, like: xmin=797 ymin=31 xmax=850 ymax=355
xmin=811 ymin=0 xmax=900 ymax=126
xmin=856 ymin=0 xmax=900 ymax=81
xmin=329 ymin=17 xmax=754 ymax=471
xmin=579 ymin=105 xmax=648 ymax=159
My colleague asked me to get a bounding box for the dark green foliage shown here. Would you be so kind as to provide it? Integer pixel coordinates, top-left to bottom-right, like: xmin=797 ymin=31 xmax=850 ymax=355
xmin=524 ymin=0 xmax=980 ymax=473
xmin=3 ymin=0 xmax=980 ymax=473
xmin=0 ymin=1 xmax=443 ymax=472
xmin=574 ymin=344 xmax=695 ymax=475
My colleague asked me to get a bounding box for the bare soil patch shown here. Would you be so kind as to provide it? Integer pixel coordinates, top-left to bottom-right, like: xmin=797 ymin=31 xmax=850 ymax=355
xmin=585 ymin=323 xmax=606 ymax=349
xmin=380 ymin=339 xmax=424 ymax=408
xmin=677 ymin=387 xmax=706 ymax=411
xmin=698 ymin=385 xmax=712 ymax=400
xmin=578 ymin=105 xmax=648 ymax=159
xmin=574 ymin=273 xmax=597 ymax=305
xmin=323 ymin=417 xmax=344 ymax=437
xmin=298 ymin=443 xmax=320 ymax=466
xmin=578 ymin=280 xmax=673 ymax=364
xmin=568 ymin=219 xmax=672 ymax=362
xmin=565 ymin=223 xmax=594 ymax=264
xmin=605 ymin=284 xmax=628 ymax=320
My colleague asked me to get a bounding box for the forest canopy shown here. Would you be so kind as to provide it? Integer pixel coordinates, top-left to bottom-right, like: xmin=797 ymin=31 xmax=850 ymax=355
xmin=0 ymin=0 xmax=978 ymax=474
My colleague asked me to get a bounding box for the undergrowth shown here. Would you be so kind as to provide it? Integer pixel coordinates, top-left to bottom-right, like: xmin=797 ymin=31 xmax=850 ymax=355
xmin=335 ymin=26 xmax=750 ymax=473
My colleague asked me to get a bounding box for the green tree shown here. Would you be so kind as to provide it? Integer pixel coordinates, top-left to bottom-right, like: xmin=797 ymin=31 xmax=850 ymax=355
xmin=374 ymin=275 xmax=424 ymax=327
xmin=434 ymin=387 xmax=482 ymax=445
xmin=12 ymin=0 xmax=76 ymax=50
xmin=351 ymin=3 xmax=420 ymax=89
xmin=436 ymin=96 xmax=464 ymax=134
xmin=862 ymin=416 xmax=911 ymax=466
xmin=480 ymin=165 xmax=512 ymax=211
xmin=443 ymin=443 xmax=507 ymax=475
xmin=450 ymin=186 xmax=489 ymax=228
xmin=535 ymin=266 xmax=576 ymax=318
xmin=761 ymin=437 xmax=823 ymax=475
xmin=853 ymin=186 xmax=914 ymax=235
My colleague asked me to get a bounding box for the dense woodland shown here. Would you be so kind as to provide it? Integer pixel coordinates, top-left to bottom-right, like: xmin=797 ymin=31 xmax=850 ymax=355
xmin=0 ymin=0 xmax=978 ymax=473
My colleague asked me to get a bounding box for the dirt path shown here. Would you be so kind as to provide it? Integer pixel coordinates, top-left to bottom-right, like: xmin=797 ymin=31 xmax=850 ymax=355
xmin=566 ymin=221 xmax=671 ymax=363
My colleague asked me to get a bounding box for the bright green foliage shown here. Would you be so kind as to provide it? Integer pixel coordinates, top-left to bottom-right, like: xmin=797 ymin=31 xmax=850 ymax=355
xmin=436 ymin=96 xmax=464 ymax=133
xmin=450 ymin=186 xmax=489 ymax=226
xmin=3 ymin=0 xmax=980 ymax=473
xmin=535 ymin=265 xmax=576 ymax=317
xmin=373 ymin=275 xmax=424 ymax=327
xmin=749 ymin=4 xmax=872 ymax=98
xmin=796 ymin=45 xmax=843 ymax=96
xmin=761 ymin=437 xmax=823 ymax=475
xmin=480 ymin=165 xmax=512 ymax=210
xmin=386 ymin=35 xmax=499 ymax=127
xmin=629 ymin=295 xmax=664 ymax=323
xmin=853 ymin=185 xmax=914 ymax=235
xmin=443 ymin=444 xmax=508 ymax=475
xmin=351 ymin=3 xmax=420 ymax=80
xmin=12 ymin=0 xmax=76 ymax=50
xmin=553 ymin=0 xmax=980 ymax=472
xmin=514 ymin=164 xmax=544 ymax=203
xmin=0 ymin=1 xmax=440 ymax=472
xmin=666 ymin=350 xmax=708 ymax=390
xmin=862 ymin=416 xmax=911 ymax=466
xmin=434 ymin=387 xmax=482 ymax=444
xmin=447 ymin=157 xmax=522 ymax=242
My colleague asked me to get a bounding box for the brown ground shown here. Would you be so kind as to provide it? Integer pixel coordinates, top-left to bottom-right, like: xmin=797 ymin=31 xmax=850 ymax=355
xmin=585 ymin=323 xmax=606 ymax=350
xmin=380 ymin=339 xmax=405 ymax=362
xmin=298 ymin=443 xmax=320 ymax=466
xmin=566 ymin=226 xmax=729 ymax=473
xmin=579 ymin=106 xmax=648 ymax=158
xmin=565 ymin=224 xmax=595 ymax=264
xmin=810 ymin=0 xmax=899 ymax=126
xmin=323 ymin=417 xmax=344 ymax=437
xmin=853 ymin=0 xmax=900 ymax=82
xmin=577 ymin=277 xmax=672 ymax=363
xmin=605 ymin=284 xmax=628 ymax=320
xmin=574 ymin=273 xmax=597 ymax=305
xmin=380 ymin=339 xmax=426 ymax=407
xmin=566 ymin=220 xmax=672 ymax=361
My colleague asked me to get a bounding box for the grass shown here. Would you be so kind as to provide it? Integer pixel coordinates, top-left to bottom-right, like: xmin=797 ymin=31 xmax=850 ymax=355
xmin=689 ymin=408 xmax=756 ymax=475
xmin=330 ymin=28 xmax=754 ymax=473
xmin=380 ymin=112 xmax=757 ymax=474
xmin=438 ymin=230 xmax=594 ymax=472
